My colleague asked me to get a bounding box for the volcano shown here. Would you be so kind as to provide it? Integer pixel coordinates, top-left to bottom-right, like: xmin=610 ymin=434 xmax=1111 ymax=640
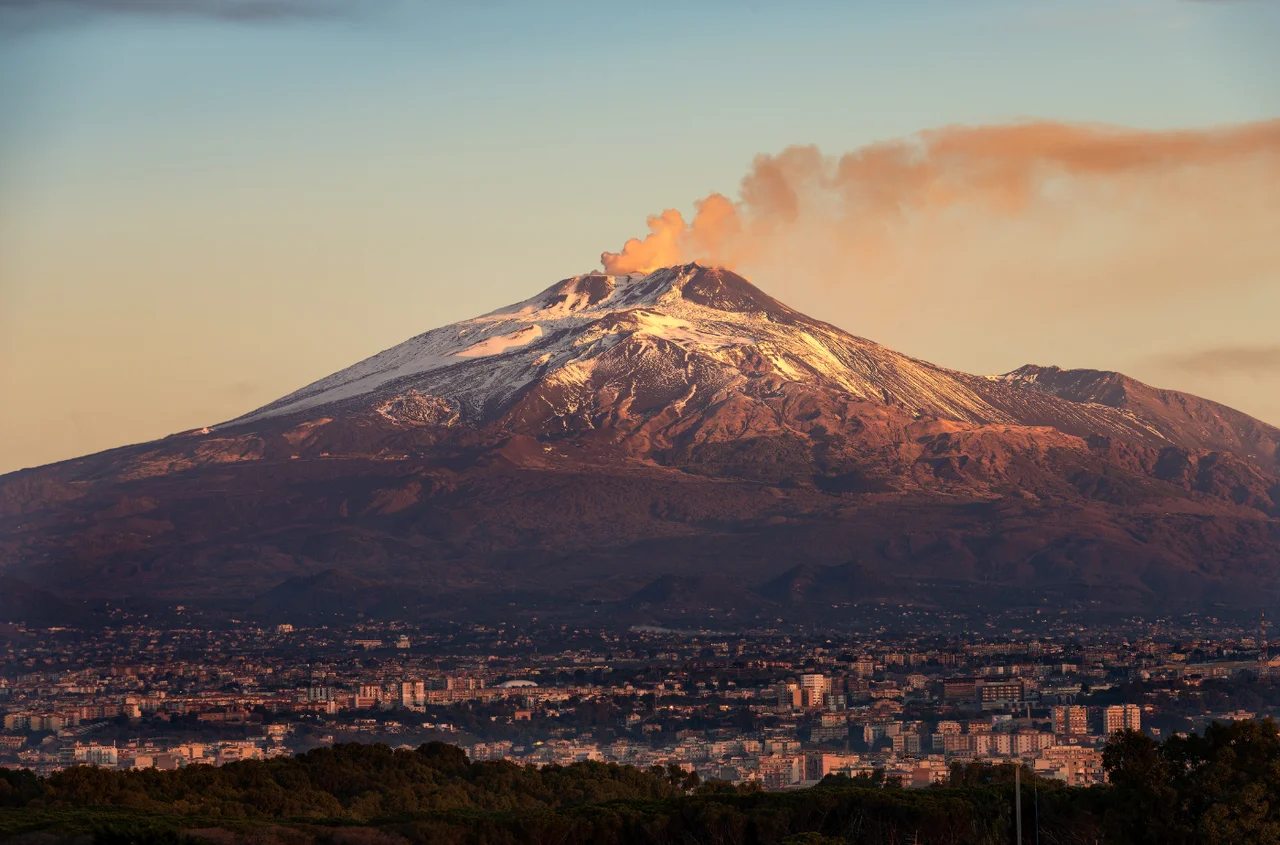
xmin=2 ymin=265 xmax=1278 ymax=624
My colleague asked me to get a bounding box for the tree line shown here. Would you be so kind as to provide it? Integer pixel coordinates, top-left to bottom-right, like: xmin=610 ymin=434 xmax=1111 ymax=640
xmin=1 ymin=718 xmax=1279 ymax=843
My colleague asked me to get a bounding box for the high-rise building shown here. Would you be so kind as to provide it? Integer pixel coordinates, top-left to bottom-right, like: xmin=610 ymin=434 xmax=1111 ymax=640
xmin=445 ymin=676 xmax=484 ymax=692
xmin=801 ymin=674 xmax=830 ymax=708
xmin=1103 ymin=704 xmax=1141 ymax=736
xmin=774 ymin=682 xmax=802 ymax=711
xmin=992 ymin=733 xmax=1013 ymax=756
xmin=760 ymin=755 xmax=802 ymax=789
xmin=978 ymin=680 xmax=1024 ymax=708
xmin=1052 ymin=705 xmax=1089 ymax=736
xmin=943 ymin=678 xmax=977 ymax=702
xmin=400 ymin=680 xmax=426 ymax=707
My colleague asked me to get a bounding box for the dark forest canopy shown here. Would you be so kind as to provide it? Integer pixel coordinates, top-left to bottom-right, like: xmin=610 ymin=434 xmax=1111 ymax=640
xmin=3 ymin=720 xmax=1280 ymax=844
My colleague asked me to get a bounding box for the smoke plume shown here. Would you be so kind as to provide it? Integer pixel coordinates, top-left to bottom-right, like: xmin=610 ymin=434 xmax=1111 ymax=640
xmin=1153 ymin=343 xmax=1280 ymax=377
xmin=600 ymin=120 xmax=1280 ymax=285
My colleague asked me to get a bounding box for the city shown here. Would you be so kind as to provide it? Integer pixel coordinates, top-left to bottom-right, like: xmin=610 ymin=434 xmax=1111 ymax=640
xmin=5 ymin=612 xmax=1277 ymax=792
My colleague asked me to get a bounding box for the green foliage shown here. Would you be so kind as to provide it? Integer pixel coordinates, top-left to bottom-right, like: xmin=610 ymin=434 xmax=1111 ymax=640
xmin=946 ymin=760 xmax=1060 ymax=791
xmin=5 ymin=725 xmax=1280 ymax=844
xmin=0 ymin=765 xmax=43 ymax=807
xmin=12 ymin=742 xmax=688 ymax=821
xmin=1102 ymin=719 xmax=1280 ymax=844
xmin=91 ymin=820 xmax=189 ymax=844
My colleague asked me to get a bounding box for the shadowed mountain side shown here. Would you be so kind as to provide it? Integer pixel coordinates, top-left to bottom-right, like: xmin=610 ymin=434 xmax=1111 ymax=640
xmin=245 ymin=569 xmax=442 ymax=622
xmin=0 ymin=576 xmax=97 ymax=627
xmin=623 ymin=574 xmax=774 ymax=617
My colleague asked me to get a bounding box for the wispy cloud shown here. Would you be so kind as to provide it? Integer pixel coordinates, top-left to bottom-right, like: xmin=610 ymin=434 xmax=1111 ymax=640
xmin=1151 ymin=344 xmax=1280 ymax=377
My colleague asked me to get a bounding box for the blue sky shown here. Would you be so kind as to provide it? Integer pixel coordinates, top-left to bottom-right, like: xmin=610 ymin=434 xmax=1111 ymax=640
xmin=1 ymin=0 xmax=1278 ymax=472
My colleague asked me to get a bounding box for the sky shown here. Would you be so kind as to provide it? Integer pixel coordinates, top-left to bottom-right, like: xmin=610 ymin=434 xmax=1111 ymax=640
xmin=1 ymin=0 xmax=1278 ymax=474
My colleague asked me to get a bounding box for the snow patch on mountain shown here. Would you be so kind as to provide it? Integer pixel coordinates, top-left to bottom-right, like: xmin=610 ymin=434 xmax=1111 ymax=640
xmin=457 ymin=324 xmax=544 ymax=358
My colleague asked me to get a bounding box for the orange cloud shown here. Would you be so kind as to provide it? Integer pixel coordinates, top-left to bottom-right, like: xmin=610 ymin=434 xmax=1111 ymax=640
xmin=600 ymin=119 xmax=1280 ymax=278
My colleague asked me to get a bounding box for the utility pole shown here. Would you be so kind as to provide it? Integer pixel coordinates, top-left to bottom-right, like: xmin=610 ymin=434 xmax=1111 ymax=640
xmin=1015 ymin=763 xmax=1023 ymax=845
xmin=1035 ymin=775 xmax=1040 ymax=845
xmin=1261 ymin=610 xmax=1269 ymax=663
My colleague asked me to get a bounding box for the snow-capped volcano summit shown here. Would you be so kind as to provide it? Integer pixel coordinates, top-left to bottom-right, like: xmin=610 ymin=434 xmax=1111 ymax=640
xmin=234 ymin=264 xmax=1279 ymax=461
xmin=237 ymin=264 xmax=770 ymax=424
xmin=235 ymin=264 xmax=1044 ymax=432
xmin=238 ymin=265 xmax=807 ymax=423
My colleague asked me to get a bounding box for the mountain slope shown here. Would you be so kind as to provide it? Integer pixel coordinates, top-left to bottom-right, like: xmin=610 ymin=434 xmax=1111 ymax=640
xmin=1 ymin=264 xmax=1277 ymax=622
xmin=233 ymin=265 xmax=1277 ymax=463
xmin=996 ymin=364 xmax=1280 ymax=463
